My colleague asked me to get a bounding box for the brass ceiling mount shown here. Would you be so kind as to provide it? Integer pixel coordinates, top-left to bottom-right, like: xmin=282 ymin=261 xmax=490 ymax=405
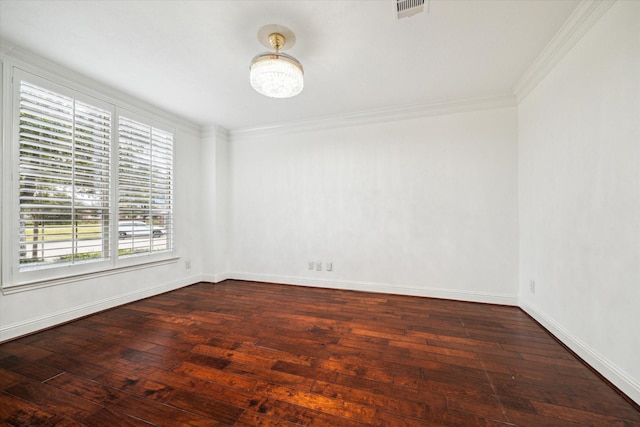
xmin=257 ymin=24 xmax=296 ymax=51
xmin=268 ymin=33 xmax=285 ymax=52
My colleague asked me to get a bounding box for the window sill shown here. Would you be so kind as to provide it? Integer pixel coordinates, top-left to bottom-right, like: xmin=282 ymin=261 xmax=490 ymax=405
xmin=1 ymin=256 xmax=180 ymax=295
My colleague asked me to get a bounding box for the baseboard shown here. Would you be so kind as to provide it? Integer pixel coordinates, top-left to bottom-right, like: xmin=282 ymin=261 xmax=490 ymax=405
xmin=0 ymin=275 xmax=200 ymax=343
xmin=200 ymin=273 xmax=232 ymax=284
xmin=227 ymin=272 xmax=518 ymax=306
xmin=520 ymin=301 xmax=640 ymax=406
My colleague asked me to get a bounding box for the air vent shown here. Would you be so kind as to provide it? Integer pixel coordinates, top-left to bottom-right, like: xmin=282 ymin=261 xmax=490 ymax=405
xmin=395 ymin=0 xmax=425 ymax=19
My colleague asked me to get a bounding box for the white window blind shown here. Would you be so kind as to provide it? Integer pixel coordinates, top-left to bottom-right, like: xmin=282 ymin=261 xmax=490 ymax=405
xmin=18 ymin=81 xmax=112 ymax=270
xmin=118 ymin=116 xmax=173 ymax=257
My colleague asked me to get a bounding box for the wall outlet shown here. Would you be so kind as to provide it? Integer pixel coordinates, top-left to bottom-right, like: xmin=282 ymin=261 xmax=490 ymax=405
xmin=185 ymin=260 xmax=191 ymax=269
xmin=315 ymin=261 xmax=322 ymax=271
xmin=326 ymin=262 xmax=333 ymax=272
xmin=308 ymin=261 xmax=314 ymax=270
xmin=529 ymin=280 xmax=535 ymax=293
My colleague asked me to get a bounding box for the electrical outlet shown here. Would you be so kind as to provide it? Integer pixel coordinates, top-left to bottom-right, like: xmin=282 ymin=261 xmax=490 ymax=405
xmin=315 ymin=261 xmax=322 ymax=271
xmin=529 ymin=280 xmax=535 ymax=293
xmin=185 ymin=260 xmax=191 ymax=269
xmin=326 ymin=262 xmax=333 ymax=272
xmin=308 ymin=261 xmax=314 ymax=270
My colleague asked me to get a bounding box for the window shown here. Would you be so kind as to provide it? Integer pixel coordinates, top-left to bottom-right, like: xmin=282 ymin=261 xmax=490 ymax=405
xmin=118 ymin=116 xmax=173 ymax=257
xmin=7 ymin=69 xmax=174 ymax=287
xmin=18 ymin=80 xmax=112 ymax=269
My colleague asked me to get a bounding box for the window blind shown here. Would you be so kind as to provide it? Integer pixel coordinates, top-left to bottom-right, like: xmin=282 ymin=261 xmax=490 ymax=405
xmin=118 ymin=116 xmax=173 ymax=257
xmin=18 ymin=81 xmax=112 ymax=269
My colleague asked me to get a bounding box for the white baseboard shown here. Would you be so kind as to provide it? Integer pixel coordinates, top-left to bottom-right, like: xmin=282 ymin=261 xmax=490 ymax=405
xmin=200 ymin=273 xmax=232 ymax=284
xmin=227 ymin=272 xmax=518 ymax=306
xmin=520 ymin=301 xmax=640 ymax=406
xmin=0 ymin=275 xmax=199 ymax=343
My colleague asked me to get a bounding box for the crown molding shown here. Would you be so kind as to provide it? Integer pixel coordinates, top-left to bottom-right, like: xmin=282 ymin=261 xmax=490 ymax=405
xmin=202 ymin=125 xmax=230 ymax=142
xmin=513 ymin=0 xmax=616 ymax=103
xmin=229 ymin=93 xmax=516 ymax=140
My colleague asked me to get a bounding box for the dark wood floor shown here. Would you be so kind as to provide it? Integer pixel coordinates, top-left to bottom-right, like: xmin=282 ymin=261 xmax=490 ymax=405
xmin=1 ymin=281 xmax=638 ymax=426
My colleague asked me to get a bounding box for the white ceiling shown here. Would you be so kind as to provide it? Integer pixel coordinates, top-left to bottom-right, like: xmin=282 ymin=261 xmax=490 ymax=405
xmin=0 ymin=0 xmax=579 ymax=131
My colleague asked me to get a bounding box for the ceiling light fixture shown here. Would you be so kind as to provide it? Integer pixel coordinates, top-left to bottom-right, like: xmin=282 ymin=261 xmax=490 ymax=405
xmin=250 ymin=24 xmax=304 ymax=98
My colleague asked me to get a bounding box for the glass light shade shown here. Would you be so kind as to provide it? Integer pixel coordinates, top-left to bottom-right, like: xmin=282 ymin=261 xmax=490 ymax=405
xmin=250 ymin=53 xmax=304 ymax=98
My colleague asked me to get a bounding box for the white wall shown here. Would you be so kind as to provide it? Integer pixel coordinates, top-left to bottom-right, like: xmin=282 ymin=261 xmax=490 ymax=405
xmin=519 ymin=0 xmax=640 ymax=403
xmin=200 ymin=126 xmax=231 ymax=282
xmin=229 ymin=107 xmax=519 ymax=304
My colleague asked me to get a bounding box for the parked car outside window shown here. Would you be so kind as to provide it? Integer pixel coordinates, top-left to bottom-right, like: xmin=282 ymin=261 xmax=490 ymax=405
xmin=118 ymin=221 xmax=164 ymax=239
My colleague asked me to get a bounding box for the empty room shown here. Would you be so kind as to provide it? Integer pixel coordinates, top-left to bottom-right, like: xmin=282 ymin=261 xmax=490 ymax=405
xmin=0 ymin=0 xmax=639 ymax=425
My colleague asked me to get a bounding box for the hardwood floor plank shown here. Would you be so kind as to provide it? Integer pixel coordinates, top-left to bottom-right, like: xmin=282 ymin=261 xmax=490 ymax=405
xmin=137 ymin=366 xmax=258 ymax=407
xmin=5 ymin=380 xmax=103 ymax=422
xmin=239 ymin=343 xmax=317 ymax=366
xmin=313 ymin=357 xmax=394 ymax=382
xmin=375 ymin=406 xmax=508 ymax=427
xmin=0 ymin=341 xmax=54 ymax=362
xmin=0 ymin=356 xmax=64 ymax=383
xmin=108 ymin=392 xmax=220 ymax=426
xmin=45 ymin=373 xmax=122 ymax=406
xmin=192 ymin=343 xmax=273 ymax=369
xmin=234 ymin=408 xmax=301 ymax=427
xmin=272 ymin=360 xmax=339 ymax=383
xmin=81 ymin=407 xmax=156 ymax=426
xmin=92 ymin=371 xmax=177 ymax=403
xmin=264 ymin=399 xmax=374 ymax=427
xmin=37 ymin=352 xmax=106 ymax=380
xmin=531 ymin=400 xmax=637 ymax=426
xmin=0 ymin=390 xmax=83 ymax=427
xmin=225 ymin=361 xmax=316 ymax=390
xmin=0 ymin=280 xmax=638 ymax=426
xmin=0 ymin=369 xmax=25 ymax=390
xmin=173 ymin=361 xmax=258 ymax=390
xmin=166 ymin=390 xmax=245 ymax=424
xmin=311 ymin=379 xmax=438 ymax=419
xmin=332 ymin=371 xmax=448 ymax=410
xmin=253 ymin=381 xmax=377 ymax=424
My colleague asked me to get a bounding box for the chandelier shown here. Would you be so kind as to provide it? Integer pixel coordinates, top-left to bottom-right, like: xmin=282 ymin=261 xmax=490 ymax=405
xmin=250 ymin=25 xmax=304 ymax=99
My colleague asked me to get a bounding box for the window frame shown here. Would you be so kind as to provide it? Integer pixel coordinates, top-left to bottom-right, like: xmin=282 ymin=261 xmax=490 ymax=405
xmin=2 ymin=66 xmax=177 ymax=291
